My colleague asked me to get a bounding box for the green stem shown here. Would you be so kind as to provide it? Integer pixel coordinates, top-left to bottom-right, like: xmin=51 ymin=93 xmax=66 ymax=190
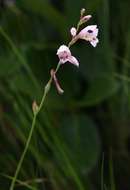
xmin=9 ymin=63 xmax=61 ymax=190
xmin=9 ymin=112 xmax=37 ymax=190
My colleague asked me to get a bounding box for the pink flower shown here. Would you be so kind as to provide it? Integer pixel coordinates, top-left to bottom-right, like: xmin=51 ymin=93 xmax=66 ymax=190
xmin=70 ymin=27 xmax=77 ymax=37
xmin=57 ymin=45 xmax=79 ymax=67
xmin=78 ymin=25 xmax=99 ymax=47
xmin=80 ymin=8 xmax=86 ymax=17
xmin=80 ymin=15 xmax=92 ymax=24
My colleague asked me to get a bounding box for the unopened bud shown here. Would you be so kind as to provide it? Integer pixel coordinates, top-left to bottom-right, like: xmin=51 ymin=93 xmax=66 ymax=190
xmin=80 ymin=15 xmax=92 ymax=24
xmin=32 ymin=101 xmax=39 ymax=114
xmin=51 ymin=69 xmax=64 ymax=95
xmin=70 ymin=27 xmax=77 ymax=37
xmin=80 ymin=8 xmax=86 ymax=18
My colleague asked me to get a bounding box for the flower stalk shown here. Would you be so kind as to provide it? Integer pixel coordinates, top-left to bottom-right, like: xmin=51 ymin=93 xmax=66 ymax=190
xmin=9 ymin=8 xmax=99 ymax=190
xmin=9 ymin=63 xmax=60 ymax=190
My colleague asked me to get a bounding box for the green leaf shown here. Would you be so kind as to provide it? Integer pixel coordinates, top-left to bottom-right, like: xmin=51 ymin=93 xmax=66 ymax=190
xmin=59 ymin=114 xmax=100 ymax=174
xmin=77 ymin=76 xmax=120 ymax=107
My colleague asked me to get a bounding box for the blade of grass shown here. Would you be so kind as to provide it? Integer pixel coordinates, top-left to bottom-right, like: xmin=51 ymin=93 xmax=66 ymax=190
xmin=0 ymin=26 xmax=41 ymax=94
xmin=101 ymin=153 xmax=104 ymax=190
xmin=44 ymin=111 xmax=86 ymax=190
xmin=12 ymin=85 xmax=85 ymax=190
xmin=109 ymin=150 xmax=116 ymax=190
xmin=1 ymin=173 xmax=37 ymax=190
xmin=9 ymin=87 xmax=72 ymax=190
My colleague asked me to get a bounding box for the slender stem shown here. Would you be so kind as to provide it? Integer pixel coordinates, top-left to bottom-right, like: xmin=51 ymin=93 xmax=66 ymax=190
xmin=9 ymin=63 xmax=61 ymax=190
xmin=68 ymin=21 xmax=81 ymax=48
xmin=9 ymin=89 xmax=47 ymax=190
xmin=2 ymin=170 xmax=36 ymax=190
xmin=9 ymin=113 xmax=37 ymax=190
xmin=9 ymin=31 xmax=80 ymax=189
xmin=55 ymin=62 xmax=61 ymax=73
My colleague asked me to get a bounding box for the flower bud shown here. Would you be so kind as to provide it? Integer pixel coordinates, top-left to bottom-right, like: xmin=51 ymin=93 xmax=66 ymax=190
xmin=70 ymin=27 xmax=77 ymax=37
xmin=51 ymin=69 xmax=64 ymax=94
xmin=80 ymin=15 xmax=92 ymax=24
xmin=80 ymin=8 xmax=86 ymax=18
xmin=32 ymin=101 xmax=39 ymax=115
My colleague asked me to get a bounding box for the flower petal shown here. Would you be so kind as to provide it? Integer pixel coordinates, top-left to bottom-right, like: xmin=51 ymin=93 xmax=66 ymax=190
xmin=77 ymin=25 xmax=99 ymax=47
xmin=93 ymin=28 xmax=98 ymax=37
xmin=57 ymin=45 xmax=71 ymax=56
xmin=68 ymin=56 xmax=79 ymax=67
xmin=59 ymin=58 xmax=67 ymax=64
xmin=78 ymin=25 xmax=98 ymax=40
xmin=57 ymin=45 xmax=79 ymax=66
xmin=90 ymin=38 xmax=99 ymax=47
xmin=57 ymin=45 xmax=72 ymax=64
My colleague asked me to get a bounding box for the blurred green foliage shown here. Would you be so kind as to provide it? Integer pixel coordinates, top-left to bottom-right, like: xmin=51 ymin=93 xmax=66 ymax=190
xmin=0 ymin=0 xmax=130 ymax=189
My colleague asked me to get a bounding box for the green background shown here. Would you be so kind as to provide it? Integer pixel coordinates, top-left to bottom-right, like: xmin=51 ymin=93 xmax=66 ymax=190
xmin=0 ymin=0 xmax=130 ymax=189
